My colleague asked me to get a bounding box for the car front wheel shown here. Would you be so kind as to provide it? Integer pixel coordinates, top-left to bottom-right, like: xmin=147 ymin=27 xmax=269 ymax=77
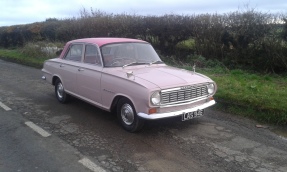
xmin=55 ymin=79 xmax=69 ymax=103
xmin=117 ymin=98 xmax=144 ymax=132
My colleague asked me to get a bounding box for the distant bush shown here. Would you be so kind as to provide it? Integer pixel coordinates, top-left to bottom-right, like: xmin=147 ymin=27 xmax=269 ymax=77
xmin=20 ymin=41 xmax=64 ymax=58
xmin=0 ymin=8 xmax=286 ymax=73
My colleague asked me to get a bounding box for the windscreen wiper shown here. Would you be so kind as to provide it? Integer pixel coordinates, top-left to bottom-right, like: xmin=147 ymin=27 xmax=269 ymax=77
xmin=149 ymin=60 xmax=163 ymax=65
xmin=122 ymin=62 xmax=146 ymax=68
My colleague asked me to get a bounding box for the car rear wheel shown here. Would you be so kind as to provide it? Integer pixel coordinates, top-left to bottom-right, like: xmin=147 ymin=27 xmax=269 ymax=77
xmin=117 ymin=98 xmax=144 ymax=132
xmin=55 ymin=79 xmax=69 ymax=103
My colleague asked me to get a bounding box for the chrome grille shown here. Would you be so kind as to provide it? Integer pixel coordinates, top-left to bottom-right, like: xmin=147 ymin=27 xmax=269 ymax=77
xmin=161 ymin=84 xmax=208 ymax=105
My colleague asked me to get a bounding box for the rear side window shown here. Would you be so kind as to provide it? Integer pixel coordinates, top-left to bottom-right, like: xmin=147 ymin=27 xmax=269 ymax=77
xmin=84 ymin=44 xmax=101 ymax=65
xmin=64 ymin=44 xmax=83 ymax=61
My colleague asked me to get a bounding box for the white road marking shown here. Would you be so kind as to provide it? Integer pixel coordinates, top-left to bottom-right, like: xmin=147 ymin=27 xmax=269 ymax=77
xmin=0 ymin=102 xmax=12 ymax=111
xmin=25 ymin=121 xmax=51 ymax=137
xmin=79 ymin=158 xmax=106 ymax=172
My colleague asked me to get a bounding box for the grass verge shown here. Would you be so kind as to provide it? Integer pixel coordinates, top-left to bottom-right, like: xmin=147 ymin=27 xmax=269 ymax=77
xmin=0 ymin=49 xmax=50 ymax=69
xmin=0 ymin=49 xmax=286 ymax=125
xmin=184 ymin=66 xmax=287 ymax=125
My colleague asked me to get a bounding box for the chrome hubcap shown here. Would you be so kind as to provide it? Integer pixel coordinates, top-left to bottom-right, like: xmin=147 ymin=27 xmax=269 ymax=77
xmin=121 ymin=103 xmax=134 ymax=125
xmin=57 ymin=83 xmax=64 ymax=99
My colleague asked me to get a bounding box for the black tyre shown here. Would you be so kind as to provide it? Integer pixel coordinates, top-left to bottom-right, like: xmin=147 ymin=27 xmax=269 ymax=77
xmin=117 ymin=98 xmax=145 ymax=132
xmin=55 ymin=79 xmax=69 ymax=103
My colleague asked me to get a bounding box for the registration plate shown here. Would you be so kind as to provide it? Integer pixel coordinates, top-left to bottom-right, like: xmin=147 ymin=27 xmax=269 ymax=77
xmin=182 ymin=109 xmax=204 ymax=121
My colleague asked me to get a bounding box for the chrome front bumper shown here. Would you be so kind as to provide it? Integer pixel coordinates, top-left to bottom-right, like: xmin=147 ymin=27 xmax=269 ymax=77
xmin=137 ymin=100 xmax=216 ymax=120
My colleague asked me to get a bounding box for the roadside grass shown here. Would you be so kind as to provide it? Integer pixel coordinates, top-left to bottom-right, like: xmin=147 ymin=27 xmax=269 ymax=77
xmin=184 ymin=66 xmax=287 ymax=125
xmin=0 ymin=48 xmax=286 ymax=125
xmin=0 ymin=49 xmax=49 ymax=68
xmin=0 ymin=42 xmax=63 ymax=68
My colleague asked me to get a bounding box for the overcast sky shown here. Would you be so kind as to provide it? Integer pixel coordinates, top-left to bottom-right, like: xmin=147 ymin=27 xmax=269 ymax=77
xmin=0 ymin=0 xmax=286 ymax=27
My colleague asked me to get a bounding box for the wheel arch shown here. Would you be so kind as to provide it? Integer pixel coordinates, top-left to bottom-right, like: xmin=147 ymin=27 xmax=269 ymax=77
xmin=52 ymin=75 xmax=61 ymax=86
xmin=110 ymin=95 xmax=136 ymax=114
xmin=110 ymin=95 xmax=126 ymax=114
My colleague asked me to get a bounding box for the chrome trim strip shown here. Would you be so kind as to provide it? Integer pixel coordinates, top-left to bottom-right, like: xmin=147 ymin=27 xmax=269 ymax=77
xmin=161 ymin=82 xmax=212 ymax=93
xmin=161 ymin=87 xmax=181 ymax=92
xmin=159 ymin=96 xmax=208 ymax=108
xmin=138 ymin=100 xmax=216 ymax=120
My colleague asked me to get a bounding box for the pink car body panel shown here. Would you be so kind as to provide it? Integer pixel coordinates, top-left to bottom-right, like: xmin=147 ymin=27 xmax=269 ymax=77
xmin=42 ymin=38 xmax=217 ymax=120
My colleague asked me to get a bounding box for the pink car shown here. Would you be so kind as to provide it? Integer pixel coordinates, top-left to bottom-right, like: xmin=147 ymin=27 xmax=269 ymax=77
xmin=42 ymin=38 xmax=217 ymax=132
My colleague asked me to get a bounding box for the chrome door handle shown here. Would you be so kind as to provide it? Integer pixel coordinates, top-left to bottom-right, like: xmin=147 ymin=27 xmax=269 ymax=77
xmin=78 ymin=68 xmax=84 ymax=71
xmin=60 ymin=64 xmax=65 ymax=67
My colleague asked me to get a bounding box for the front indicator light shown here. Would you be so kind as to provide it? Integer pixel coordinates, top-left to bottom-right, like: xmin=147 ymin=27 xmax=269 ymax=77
xmin=148 ymin=108 xmax=157 ymax=114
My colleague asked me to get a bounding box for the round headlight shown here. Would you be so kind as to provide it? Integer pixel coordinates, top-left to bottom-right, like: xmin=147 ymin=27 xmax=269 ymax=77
xmin=151 ymin=91 xmax=161 ymax=105
xmin=207 ymin=84 xmax=215 ymax=94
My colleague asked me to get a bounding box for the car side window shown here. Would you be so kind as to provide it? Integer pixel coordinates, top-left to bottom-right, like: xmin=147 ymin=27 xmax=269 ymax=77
xmin=64 ymin=44 xmax=83 ymax=61
xmin=84 ymin=44 xmax=101 ymax=65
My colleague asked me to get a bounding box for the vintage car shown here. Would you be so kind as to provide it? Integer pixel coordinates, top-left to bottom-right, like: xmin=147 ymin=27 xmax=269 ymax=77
xmin=42 ymin=38 xmax=217 ymax=132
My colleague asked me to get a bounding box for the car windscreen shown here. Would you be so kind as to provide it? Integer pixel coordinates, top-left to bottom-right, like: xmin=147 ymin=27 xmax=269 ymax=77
xmin=101 ymin=43 xmax=163 ymax=67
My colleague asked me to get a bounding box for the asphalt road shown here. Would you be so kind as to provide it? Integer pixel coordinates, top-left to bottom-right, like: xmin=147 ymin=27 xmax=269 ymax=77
xmin=0 ymin=59 xmax=287 ymax=172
